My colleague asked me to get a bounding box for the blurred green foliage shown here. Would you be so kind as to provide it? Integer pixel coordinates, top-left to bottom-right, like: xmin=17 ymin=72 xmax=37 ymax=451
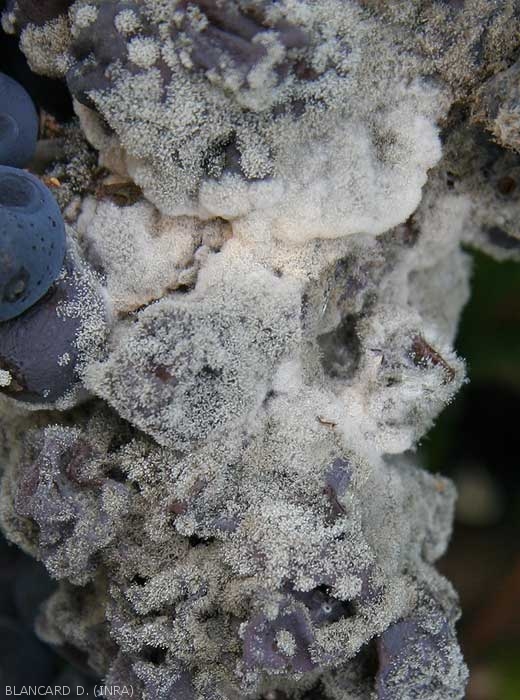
xmin=422 ymin=250 xmax=520 ymax=472
xmin=421 ymin=250 xmax=520 ymax=700
xmin=493 ymin=647 xmax=520 ymax=700
xmin=460 ymin=252 xmax=520 ymax=389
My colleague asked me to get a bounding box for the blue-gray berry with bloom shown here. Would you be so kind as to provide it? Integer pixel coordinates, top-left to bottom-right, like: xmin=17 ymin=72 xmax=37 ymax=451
xmin=0 ymin=72 xmax=38 ymax=168
xmin=0 ymin=166 xmax=66 ymax=321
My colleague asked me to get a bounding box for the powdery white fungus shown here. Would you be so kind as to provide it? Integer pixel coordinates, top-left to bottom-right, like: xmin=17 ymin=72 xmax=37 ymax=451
xmin=76 ymin=196 xmax=230 ymax=313
xmin=114 ymin=9 xmax=142 ymax=36
xmin=127 ymin=37 xmax=161 ymax=69
xmin=19 ymin=18 xmax=72 ymax=77
xmin=0 ymin=369 xmax=11 ymax=387
xmin=200 ymin=108 xmax=442 ymax=243
xmin=72 ymin=5 xmax=99 ymax=30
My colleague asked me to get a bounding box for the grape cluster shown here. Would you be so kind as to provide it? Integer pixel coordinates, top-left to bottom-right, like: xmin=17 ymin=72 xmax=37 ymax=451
xmin=0 ymin=63 xmax=105 ymax=405
xmin=0 ymin=70 xmax=66 ymax=320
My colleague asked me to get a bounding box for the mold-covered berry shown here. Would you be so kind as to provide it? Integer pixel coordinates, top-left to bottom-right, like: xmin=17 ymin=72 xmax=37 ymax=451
xmin=0 ymin=72 xmax=38 ymax=168
xmin=176 ymin=0 xmax=309 ymax=86
xmin=0 ymin=165 xmax=66 ymax=321
xmin=0 ymin=3 xmax=511 ymax=699
xmin=13 ymin=421 xmax=132 ymax=581
xmin=67 ymin=3 xmax=142 ymax=107
xmin=375 ymin=589 xmax=467 ymax=700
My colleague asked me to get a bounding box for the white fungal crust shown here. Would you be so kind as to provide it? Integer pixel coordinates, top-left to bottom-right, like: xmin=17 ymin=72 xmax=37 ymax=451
xmin=19 ymin=17 xmax=72 ymax=77
xmin=1 ymin=0 xmax=520 ymax=699
xmin=84 ymin=253 xmax=304 ymax=446
xmin=76 ymin=196 xmax=231 ymax=314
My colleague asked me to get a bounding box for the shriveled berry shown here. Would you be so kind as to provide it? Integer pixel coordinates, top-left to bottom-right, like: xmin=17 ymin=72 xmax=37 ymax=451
xmin=177 ymin=0 xmax=309 ymax=85
xmin=0 ymin=166 xmax=66 ymax=321
xmin=375 ymin=609 xmax=463 ymax=699
xmin=0 ymin=72 xmax=38 ymax=168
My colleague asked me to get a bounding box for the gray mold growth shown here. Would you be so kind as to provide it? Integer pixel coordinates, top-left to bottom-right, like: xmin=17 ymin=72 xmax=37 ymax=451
xmin=1 ymin=0 xmax=519 ymax=698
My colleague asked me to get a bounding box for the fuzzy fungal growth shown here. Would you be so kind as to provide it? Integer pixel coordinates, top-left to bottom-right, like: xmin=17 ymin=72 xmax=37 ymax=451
xmin=0 ymin=1 xmax=519 ymax=699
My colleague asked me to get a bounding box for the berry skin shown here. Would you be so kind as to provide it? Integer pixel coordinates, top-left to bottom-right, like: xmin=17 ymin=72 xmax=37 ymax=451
xmin=0 ymin=251 xmax=82 ymax=404
xmin=0 ymin=165 xmax=66 ymax=321
xmin=0 ymin=72 xmax=38 ymax=168
xmin=375 ymin=612 xmax=458 ymax=699
xmin=243 ymin=598 xmax=317 ymax=673
xmin=4 ymin=0 xmax=73 ymax=27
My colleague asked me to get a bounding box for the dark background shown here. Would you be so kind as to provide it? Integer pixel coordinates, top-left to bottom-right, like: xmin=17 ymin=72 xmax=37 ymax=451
xmin=421 ymin=250 xmax=520 ymax=700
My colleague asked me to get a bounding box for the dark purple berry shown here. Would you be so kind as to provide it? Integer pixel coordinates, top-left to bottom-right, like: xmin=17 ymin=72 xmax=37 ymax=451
xmin=0 ymin=72 xmax=38 ymax=168
xmin=4 ymin=0 xmax=73 ymax=27
xmin=0 ymin=166 xmax=66 ymax=321
xmin=0 ymin=251 xmax=84 ymax=404
xmin=375 ymin=611 xmax=461 ymax=699
xmin=242 ymin=598 xmax=317 ymax=673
